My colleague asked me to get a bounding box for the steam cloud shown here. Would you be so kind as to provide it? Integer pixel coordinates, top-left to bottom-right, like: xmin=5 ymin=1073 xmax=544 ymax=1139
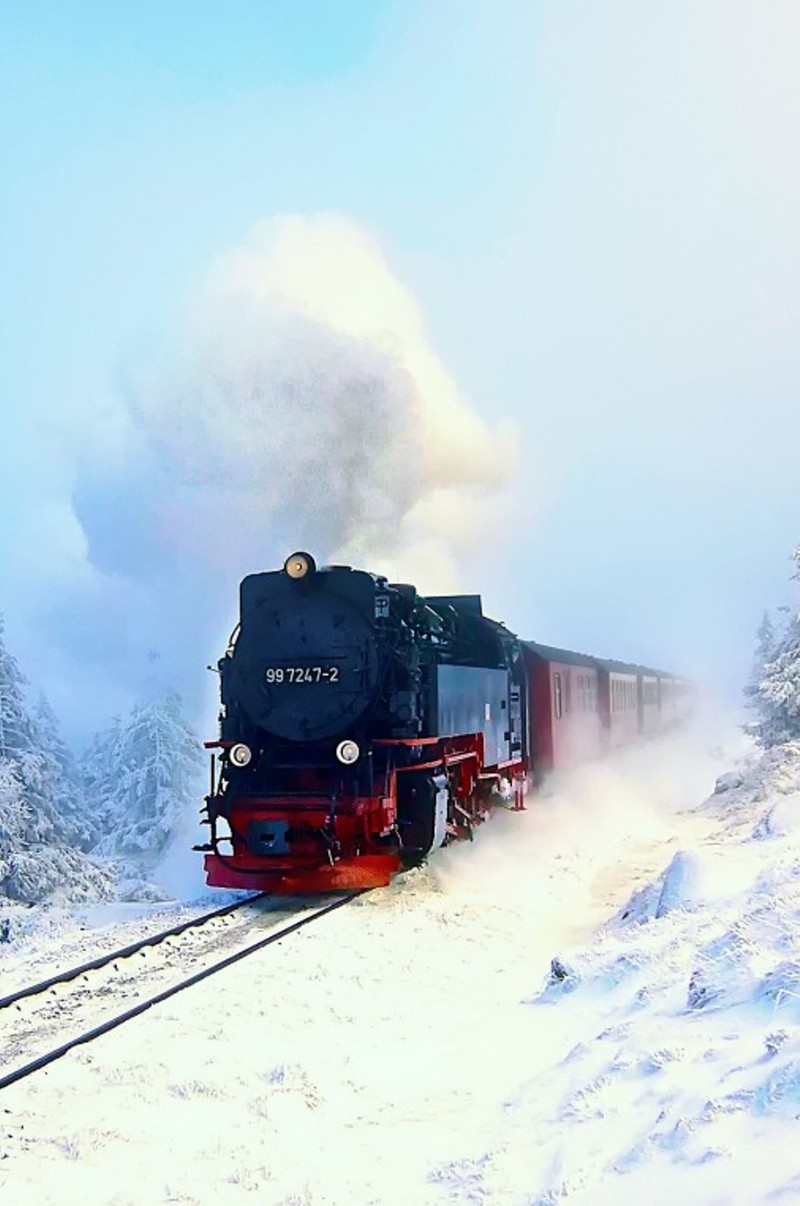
xmin=71 ymin=214 xmax=515 ymax=719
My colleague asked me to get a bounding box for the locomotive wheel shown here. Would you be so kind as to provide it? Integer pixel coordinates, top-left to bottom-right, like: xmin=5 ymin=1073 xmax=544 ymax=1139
xmin=397 ymin=772 xmax=437 ymax=869
xmin=400 ymin=848 xmax=427 ymax=870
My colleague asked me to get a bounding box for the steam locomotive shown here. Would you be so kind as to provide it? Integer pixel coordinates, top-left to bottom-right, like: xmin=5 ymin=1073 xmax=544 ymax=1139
xmin=200 ymin=552 xmax=688 ymax=893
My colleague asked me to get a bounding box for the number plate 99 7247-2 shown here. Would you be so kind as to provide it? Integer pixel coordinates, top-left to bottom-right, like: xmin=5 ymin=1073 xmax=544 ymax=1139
xmin=265 ymin=666 xmax=340 ymax=684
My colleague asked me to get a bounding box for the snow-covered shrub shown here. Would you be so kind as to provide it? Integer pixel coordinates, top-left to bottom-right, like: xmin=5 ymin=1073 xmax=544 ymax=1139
xmin=714 ymin=771 xmax=744 ymax=793
xmin=1 ymin=846 xmax=115 ymax=903
xmin=656 ymin=850 xmax=704 ymax=918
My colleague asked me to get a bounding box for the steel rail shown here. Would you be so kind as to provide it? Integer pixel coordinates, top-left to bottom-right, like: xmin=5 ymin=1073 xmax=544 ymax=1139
xmin=0 ymin=891 xmax=361 ymax=1092
xmin=0 ymin=893 xmax=268 ymax=1012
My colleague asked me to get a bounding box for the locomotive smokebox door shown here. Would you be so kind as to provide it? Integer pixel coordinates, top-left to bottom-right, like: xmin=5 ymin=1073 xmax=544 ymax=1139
xmin=230 ymin=567 xmax=381 ymax=741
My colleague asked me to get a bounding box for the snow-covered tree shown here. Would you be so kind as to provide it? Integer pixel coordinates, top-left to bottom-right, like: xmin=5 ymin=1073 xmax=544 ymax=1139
xmin=0 ymin=615 xmax=113 ymax=901
xmin=0 ymin=759 xmax=27 ymax=856
xmin=82 ymin=692 xmax=204 ymax=860
xmin=0 ymin=614 xmax=35 ymax=762
xmin=0 ymin=621 xmax=93 ymax=849
xmin=31 ymin=695 xmax=94 ymax=850
xmin=753 ymin=543 xmax=800 ymax=747
xmin=745 ymin=611 xmax=781 ymax=712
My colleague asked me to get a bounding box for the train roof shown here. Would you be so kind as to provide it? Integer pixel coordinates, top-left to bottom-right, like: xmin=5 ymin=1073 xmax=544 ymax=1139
xmin=523 ymin=641 xmax=681 ymax=680
xmin=593 ymin=657 xmax=663 ymax=678
xmin=523 ymin=641 xmax=597 ymax=669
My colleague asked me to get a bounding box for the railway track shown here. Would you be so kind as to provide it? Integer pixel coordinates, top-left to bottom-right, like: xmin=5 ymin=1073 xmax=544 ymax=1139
xmin=0 ymin=892 xmax=361 ymax=1091
xmin=0 ymin=892 xmax=268 ymax=1012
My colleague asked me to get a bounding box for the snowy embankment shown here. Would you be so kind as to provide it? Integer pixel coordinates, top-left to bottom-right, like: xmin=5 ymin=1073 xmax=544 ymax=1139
xmin=2 ymin=713 xmax=800 ymax=1204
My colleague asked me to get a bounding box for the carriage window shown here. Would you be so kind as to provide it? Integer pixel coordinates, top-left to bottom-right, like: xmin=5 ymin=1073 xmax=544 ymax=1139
xmin=554 ymin=673 xmax=563 ymax=719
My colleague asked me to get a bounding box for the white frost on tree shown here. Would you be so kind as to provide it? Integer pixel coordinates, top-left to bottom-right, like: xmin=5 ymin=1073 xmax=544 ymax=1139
xmin=0 ymin=614 xmax=114 ymax=902
xmin=82 ymin=692 xmax=204 ymax=861
xmin=745 ymin=610 xmax=781 ymax=713
xmin=753 ymin=543 xmax=800 ymax=748
xmin=31 ymin=694 xmax=94 ymax=850
xmin=0 ymin=759 xmax=27 ymax=857
xmin=0 ymin=615 xmax=34 ymax=763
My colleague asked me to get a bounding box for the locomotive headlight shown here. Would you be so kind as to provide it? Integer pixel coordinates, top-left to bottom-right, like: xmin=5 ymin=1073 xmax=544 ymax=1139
xmin=335 ymin=739 xmax=360 ymax=765
xmin=284 ymin=551 xmax=316 ymax=579
xmin=229 ymin=743 xmax=252 ymax=768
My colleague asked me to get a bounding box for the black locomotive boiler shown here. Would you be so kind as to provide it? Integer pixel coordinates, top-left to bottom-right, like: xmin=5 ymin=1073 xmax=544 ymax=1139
xmin=201 ymin=552 xmax=528 ymax=892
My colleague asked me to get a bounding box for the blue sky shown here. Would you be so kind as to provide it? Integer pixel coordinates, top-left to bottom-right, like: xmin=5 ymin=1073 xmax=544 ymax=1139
xmin=2 ymin=1 xmax=799 ymax=737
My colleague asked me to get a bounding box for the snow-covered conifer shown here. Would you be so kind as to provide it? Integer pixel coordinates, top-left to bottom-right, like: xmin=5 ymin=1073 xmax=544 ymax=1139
xmin=82 ymin=692 xmax=204 ymax=860
xmin=0 ymin=614 xmax=35 ymax=761
xmin=745 ymin=611 xmax=780 ymax=712
xmin=0 ymin=759 xmax=27 ymax=856
xmin=756 ymin=544 xmax=800 ymax=747
xmin=0 ymin=616 xmax=113 ymax=901
xmin=31 ymin=694 xmax=94 ymax=850
xmin=0 ymin=620 xmax=81 ymax=841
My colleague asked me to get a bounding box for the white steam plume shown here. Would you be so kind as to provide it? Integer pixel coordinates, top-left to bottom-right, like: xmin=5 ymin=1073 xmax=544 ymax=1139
xmin=69 ymin=214 xmax=517 ymax=715
xmin=110 ymin=214 xmax=514 ymax=591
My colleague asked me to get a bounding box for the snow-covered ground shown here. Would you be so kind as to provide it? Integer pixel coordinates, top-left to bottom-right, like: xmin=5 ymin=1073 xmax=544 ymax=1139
xmin=2 ymin=710 xmax=800 ymax=1204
